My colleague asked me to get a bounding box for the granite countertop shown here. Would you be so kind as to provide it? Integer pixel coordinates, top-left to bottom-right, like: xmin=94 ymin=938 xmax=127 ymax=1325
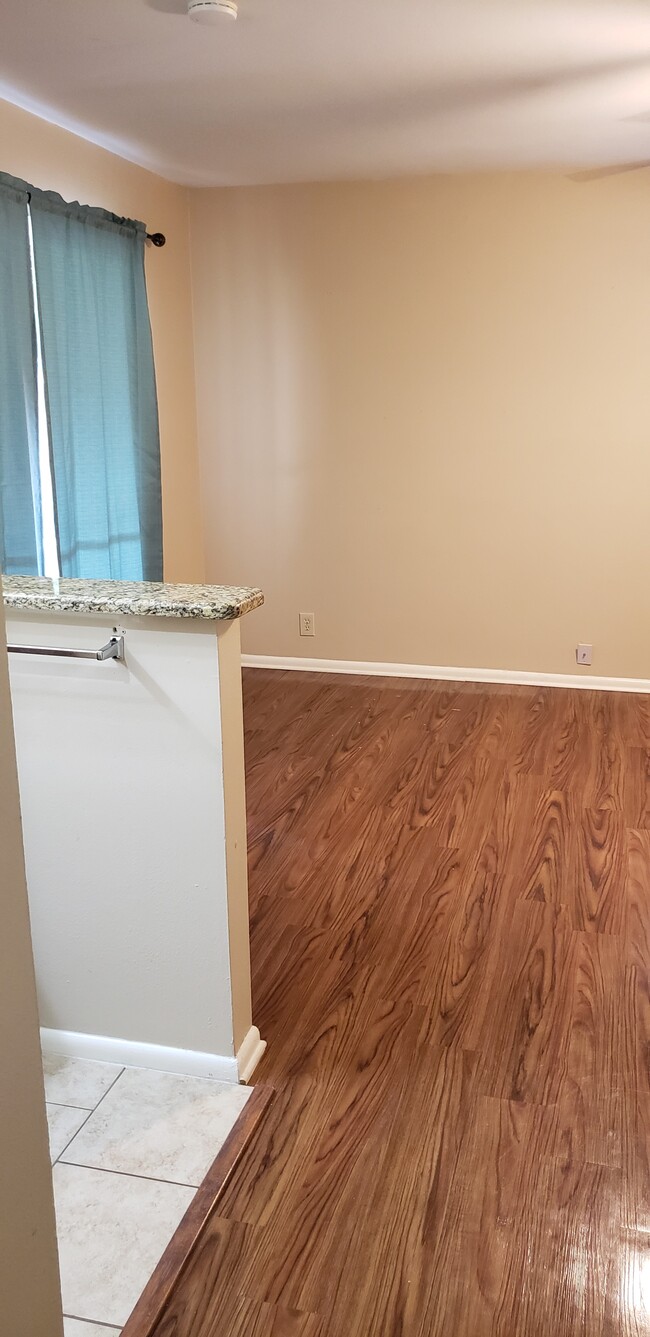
xmin=2 ymin=576 xmax=264 ymax=621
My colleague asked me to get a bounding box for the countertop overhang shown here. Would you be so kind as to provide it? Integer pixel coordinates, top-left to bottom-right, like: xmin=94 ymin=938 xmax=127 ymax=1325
xmin=2 ymin=576 xmax=264 ymax=621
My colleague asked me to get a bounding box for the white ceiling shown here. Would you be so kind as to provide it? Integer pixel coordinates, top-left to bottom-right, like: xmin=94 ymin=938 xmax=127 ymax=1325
xmin=3 ymin=1 xmax=650 ymax=186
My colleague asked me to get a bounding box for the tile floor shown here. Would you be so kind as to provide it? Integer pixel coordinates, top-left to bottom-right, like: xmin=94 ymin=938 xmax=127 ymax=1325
xmin=44 ymin=1054 xmax=252 ymax=1332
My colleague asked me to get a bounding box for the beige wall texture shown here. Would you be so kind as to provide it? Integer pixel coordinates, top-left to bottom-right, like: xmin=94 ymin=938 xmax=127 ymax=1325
xmin=0 ymin=97 xmax=204 ymax=583
xmin=0 ymin=589 xmax=63 ymax=1337
xmin=190 ymin=172 xmax=650 ymax=679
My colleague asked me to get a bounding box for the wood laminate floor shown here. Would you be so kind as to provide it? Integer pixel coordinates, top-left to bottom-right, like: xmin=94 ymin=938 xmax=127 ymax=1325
xmin=151 ymin=670 xmax=650 ymax=1337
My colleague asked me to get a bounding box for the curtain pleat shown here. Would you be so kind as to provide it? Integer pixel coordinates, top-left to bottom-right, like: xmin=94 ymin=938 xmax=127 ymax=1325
xmin=28 ymin=186 xmax=163 ymax=581
xmin=0 ymin=180 xmax=43 ymax=575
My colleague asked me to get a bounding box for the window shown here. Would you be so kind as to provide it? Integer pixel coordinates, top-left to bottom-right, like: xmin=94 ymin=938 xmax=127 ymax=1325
xmin=0 ymin=172 xmax=163 ymax=583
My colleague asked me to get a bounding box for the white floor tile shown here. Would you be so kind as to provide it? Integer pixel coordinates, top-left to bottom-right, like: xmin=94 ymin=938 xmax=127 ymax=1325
xmin=54 ymin=1163 xmax=194 ymax=1327
xmin=46 ymin=1104 xmax=90 ymax=1163
xmin=60 ymin=1067 xmax=252 ymax=1186
xmin=64 ymin=1319 xmax=121 ymax=1335
xmin=43 ymin=1055 xmax=123 ymax=1109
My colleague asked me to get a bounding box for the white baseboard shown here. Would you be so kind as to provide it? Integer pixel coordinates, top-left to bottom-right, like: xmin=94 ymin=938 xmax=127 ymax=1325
xmin=41 ymin=1025 xmax=268 ymax=1084
xmin=242 ymin=654 xmax=650 ymax=695
xmin=236 ymin=1025 xmax=267 ymax=1082
xmin=41 ymin=1027 xmax=240 ymax=1083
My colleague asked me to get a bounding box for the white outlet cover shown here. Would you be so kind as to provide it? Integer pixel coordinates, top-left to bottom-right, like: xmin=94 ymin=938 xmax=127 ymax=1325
xmin=299 ymin=612 xmax=315 ymax=637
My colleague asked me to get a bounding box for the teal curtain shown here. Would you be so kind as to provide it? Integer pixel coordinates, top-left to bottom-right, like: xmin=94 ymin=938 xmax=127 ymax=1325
xmin=29 ymin=186 xmax=163 ymax=580
xmin=0 ymin=173 xmax=163 ymax=582
xmin=0 ymin=178 xmax=43 ymax=574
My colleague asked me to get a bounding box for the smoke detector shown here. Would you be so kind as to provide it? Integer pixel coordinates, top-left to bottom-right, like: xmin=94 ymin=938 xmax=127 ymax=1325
xmin=188 ymin=0 xmax=237 ymax=22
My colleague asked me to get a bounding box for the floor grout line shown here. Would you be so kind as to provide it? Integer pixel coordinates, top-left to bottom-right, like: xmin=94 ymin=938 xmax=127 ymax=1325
xmin=53 ymin=1066 xmax=125 ymax=1166
xmin=47 ymin=1098 xmax=108 ymax=1111
xmin=63 ymin=1316 xmax=122 ymax=1331
xmin=58 ymin=1160 xmax=201 ymax=1191
xmin=46 ymin=1101 xmax=92 ymax=1112
xmin=54 ymin=1108 xmax=98 ymax=1166
xmin=47 ymin=1102 xmax=93 ymax=1112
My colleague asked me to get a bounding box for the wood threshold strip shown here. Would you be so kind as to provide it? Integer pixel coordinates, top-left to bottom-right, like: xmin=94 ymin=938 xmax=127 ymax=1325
xmin=121 ymin=1083 xmax=274 ymax=1337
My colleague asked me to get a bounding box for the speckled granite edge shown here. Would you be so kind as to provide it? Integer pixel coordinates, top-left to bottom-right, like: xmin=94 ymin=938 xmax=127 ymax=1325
xmin=2 ymin=576 xmax=264 ymax=621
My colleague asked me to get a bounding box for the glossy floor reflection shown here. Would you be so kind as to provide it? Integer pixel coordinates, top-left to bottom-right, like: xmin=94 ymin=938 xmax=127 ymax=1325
xmin=144 ymin=671 xmax=650 ymax=1336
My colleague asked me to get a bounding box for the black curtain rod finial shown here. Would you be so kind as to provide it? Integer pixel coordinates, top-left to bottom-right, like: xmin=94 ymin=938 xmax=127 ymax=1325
xmin=147 ymin=232 xmax=166 ymax=247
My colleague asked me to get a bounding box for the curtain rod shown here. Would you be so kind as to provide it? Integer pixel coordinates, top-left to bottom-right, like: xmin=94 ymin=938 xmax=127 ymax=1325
xmin=21 ymin=187 xmax=167 ymax=247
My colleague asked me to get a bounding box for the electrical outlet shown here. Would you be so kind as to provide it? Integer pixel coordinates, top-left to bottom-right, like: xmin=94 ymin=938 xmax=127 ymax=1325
xmin=576 ymin=643 xmax=593 ymax=666
xmin=299 ymin=612 xmax=315 ymax=637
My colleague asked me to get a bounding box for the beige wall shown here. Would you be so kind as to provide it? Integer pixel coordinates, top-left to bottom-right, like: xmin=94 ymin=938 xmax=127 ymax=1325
xmin=0 ymin=589 xmax=63 ymax=1336
xmin=0 ymin=98 xmax=204 ymax=582
xmin=217 ymin=618 xmax=252 ymax=1052
xmin=190 ymin=172 xmax=650 ymax=679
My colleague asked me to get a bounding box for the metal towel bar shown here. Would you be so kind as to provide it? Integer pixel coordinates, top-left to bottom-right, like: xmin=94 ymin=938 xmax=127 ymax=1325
xmin=7 ymin=635 xmax=125 ymax=663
